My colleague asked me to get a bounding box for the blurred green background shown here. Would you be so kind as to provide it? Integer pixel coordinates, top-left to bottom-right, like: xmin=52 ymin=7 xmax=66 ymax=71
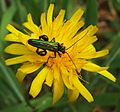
xmin=0 ymin=0 xmax=120 ymax=112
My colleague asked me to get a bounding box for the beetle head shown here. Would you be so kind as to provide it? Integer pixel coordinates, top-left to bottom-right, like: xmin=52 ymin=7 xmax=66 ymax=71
xmin=59 ymin=43 xmax=65 ymax=54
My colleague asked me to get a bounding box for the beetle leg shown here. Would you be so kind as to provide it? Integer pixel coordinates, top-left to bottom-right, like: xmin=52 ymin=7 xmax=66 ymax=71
xmin=45 ymin=52 xmax=56 ymax=64
xmin=39 ymin=35 xmax=48 ymax=41
xmin=53 ymin=52 xmax=56 ymax=58
xmin=57 ymin=51 xmax=61 ymax=57
xmin=50 ymin=38 xmax=55 ymax=42
xmin=47 ymin=52 xmax=57 ymax=59
xmin=36 ymin=48 xmax=47 ymax=56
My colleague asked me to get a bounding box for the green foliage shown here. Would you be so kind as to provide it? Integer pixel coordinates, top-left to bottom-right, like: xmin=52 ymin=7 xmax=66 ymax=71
xmin=0 ymin=0 xmax=120 ymax=112
xmin=85 ymin=0 xmax=98 ymax=27
xmin=0 ymin=1 xmax=16 ymax=53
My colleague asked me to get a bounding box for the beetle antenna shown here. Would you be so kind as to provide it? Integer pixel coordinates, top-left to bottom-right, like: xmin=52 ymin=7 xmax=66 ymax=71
xmin=78 ymin=75 xmax=89 ymax=84
xmin=65 ymin=52 xmax=78 ymax=70
xmin=66 ymin=31 xmax=88 ymax=50
xmin=66 ymin=52 xmax=89 ymax=84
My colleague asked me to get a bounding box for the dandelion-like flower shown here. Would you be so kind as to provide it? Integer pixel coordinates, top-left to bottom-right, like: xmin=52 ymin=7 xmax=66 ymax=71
xmin=5 ymin=4 xmax=116 ymax=104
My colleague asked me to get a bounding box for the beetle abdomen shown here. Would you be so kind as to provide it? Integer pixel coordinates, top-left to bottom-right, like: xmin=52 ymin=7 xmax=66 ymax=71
xmin=28 ymin=39 xmax=59 ymax=52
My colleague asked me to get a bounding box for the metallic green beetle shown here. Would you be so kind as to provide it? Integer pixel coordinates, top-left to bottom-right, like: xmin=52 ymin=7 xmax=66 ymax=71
xmin=28 ymin=33 xmax=87 ymax=57
xmin=28 ymin=35 xmax=65 ymax=57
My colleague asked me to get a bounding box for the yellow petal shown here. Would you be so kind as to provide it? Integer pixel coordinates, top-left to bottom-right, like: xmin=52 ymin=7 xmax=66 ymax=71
xmin=61 ymin=65 xmax=73 ymax=89
xmin=77 ymin=44 xmax=96 ymax=59
xmin=62 ymin=73 xmax=73 ymax=89
xmin=41 ymin=13 xmax=48 ymax=36
xmin=18 ymin=33 xmax=30 ymax=45
xmin=52 ymin=64 xmax=64 ymax=104
xmin=25 ymin=54 xmax=47 ymax=63
xmin=23 ymin=13 xmax=42 ymax=35
xmin=47 ymin=4 xmax=54 ymax=27
xmin=6 ymin=24 xmax=30 ymax=45
xmin=78 ymin=36 xmax=97 ymax=52
xmin=72 ymin=75 xmax=94 ymax=102
xmin=52 ymin=9 xmax=65 ymax=38
xmin=53 ymin=65 xmax=60 ymax=81
xmin=29 ymin=67 xmax=49 ymax=97
xmin=66 ymin=26 xmax=98 ymax=51
xmin=58 ymin=9 xmax=84 ymax=43
xmin=23 ymin=22 xmax=42 ymax=36
xmin=5 ymin=56 xmax=27 ymax=65
xmin=18 ymin=62 xmax=41 ymax=74
xmin=70 ymin=26 xmax=88 ymax=44
xmin=94 ymin=49 xmax=109 ymax=58
xmin=5 ymin=34 xmax=20 ymax=42
xmin=98 ymin=70 xmax=116 ymax=82
xmin=68 ymin=89 xmax=79 ymax=102
xmin=27 ymin=13 xmax=34 ymax=23
xmin=63 ymin=21 xmax=84 ymax=44
xmin=69 ymin=25 xmax=90 ymax=44
xmin=16 ymin=62 xmax=40 ymax=83
xmin=53 ymin=78 xmax=64 ymax=104
xmin=68 ymin=21 xmax=84 ymax=39
xmin=80 ymin=44 xmax=96 ymax=53
xmin=82 ymin=61 xmax=108 ymax=72
xmin=45 ymin=69 xmax=54 ymax=87
xmin=78 ymin=46 xmax=109 ymax=59
xmin=57 ymin=21 xmax=71 ymax=43
xmin=6 ymin=24 xmax=20 ymax=36
xmin=16 ymin=70 xmax=27 ymax=83
xmin=4 ymin=43 xmax=32 ymax=55
xmin=87 ymin=25 xmax=98 ymax=36
xmin=70 ymin=8 xmax=84 ymax=24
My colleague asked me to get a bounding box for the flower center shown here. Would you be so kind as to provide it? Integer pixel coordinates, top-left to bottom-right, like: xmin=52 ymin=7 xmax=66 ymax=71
xmin=46 ymin=52 xmax=75 ymax=70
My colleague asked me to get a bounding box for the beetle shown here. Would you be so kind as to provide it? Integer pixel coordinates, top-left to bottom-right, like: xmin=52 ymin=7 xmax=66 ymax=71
xmin=28 ymin=34 xmax=86 ymax=57
xmin=28 ymin=34 xmax=87 ymax=78
xmin=28 ymin=35 xmax=65 ymax=57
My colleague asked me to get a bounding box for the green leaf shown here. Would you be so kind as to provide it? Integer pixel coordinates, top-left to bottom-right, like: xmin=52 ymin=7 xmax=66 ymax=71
xmin=0 ymin=57 xmax=25 ymax=103
xmin=85 ymin=0 xmax=98 ymax=27
xmin=105 ymin=33 xmax=120 ymax=66
xmin=115 ymin=95 xmax=120 ymax=112
xmin=1 ymin=103 xmax=32 ymax=112
xmin=63 ymin=0 xmax=77 ymax=19
xmin=1 ymin=93 xmax=53 ymax=112
xmin=112 ymin=0 xmax=120 ymax=11
xmin=2 ymin=93 xmax=52 ymax=112
xmin=0 ymin=0 xmax=7 ymax=13
xmin=13 ymin=0 xmax=27 ymax=22
xmin=74 ymin=93 xmax=119 ymax=112
xmin=93 ymin=93 xmax=119 ymax=106
xmin=0 ymin=2 xmax=16 ymax=52
xmin=30 ymin=93 xmax=52 ymax=112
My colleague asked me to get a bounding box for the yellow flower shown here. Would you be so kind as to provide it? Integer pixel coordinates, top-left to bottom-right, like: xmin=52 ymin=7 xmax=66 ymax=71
xmin=5 ymin=4 xmax=116 ymax=104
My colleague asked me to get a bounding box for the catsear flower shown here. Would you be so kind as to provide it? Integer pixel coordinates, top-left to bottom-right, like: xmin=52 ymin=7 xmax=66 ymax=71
xmin=5 ymin=4 xmax=116 ymax=104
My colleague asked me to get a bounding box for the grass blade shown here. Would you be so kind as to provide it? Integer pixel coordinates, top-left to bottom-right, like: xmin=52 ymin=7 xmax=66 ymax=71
xmin=0 ymin=57 xmax=25 ymax=102
xmin=85 ymin=0 xmax=98 ymax=27
xmin=0 ymin=2 xmax=16 ymax=53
